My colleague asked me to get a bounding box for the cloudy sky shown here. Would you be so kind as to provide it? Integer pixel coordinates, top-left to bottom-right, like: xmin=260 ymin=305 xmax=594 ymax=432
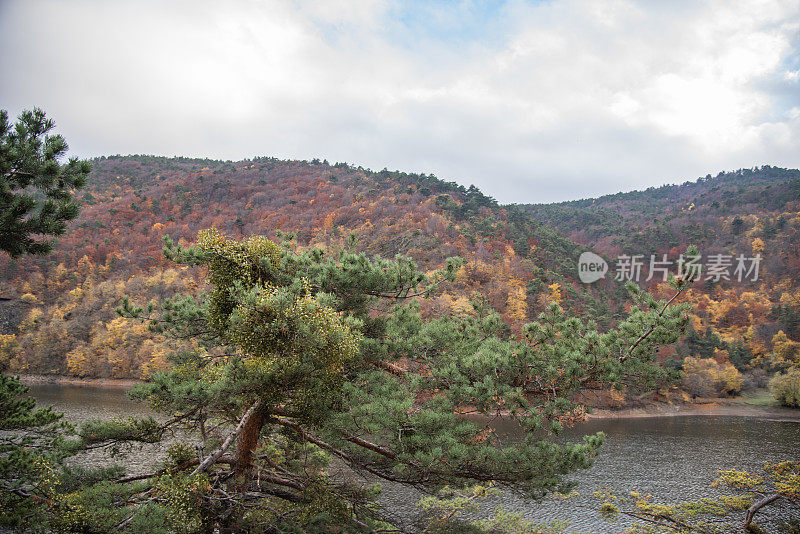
xmin=1 ymin=0 xmax=799 ymax=203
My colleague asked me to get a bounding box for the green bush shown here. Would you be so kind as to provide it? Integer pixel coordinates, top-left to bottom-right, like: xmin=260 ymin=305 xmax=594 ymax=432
xmin=770 ymin=368 xmax=800 ymax=408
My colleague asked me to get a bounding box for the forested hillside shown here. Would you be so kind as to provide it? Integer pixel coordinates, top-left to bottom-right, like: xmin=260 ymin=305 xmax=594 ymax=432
xmin=524 ymin=166 xmax=800 ymax=388
xmin=0 ymin=155 xmax=622 ymax=378
xmin=3 ymin=157 xmax=798 ymax=390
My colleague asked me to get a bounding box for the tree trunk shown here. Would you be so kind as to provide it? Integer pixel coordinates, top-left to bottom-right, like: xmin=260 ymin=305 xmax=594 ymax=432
xmin=219 ymin=404 xmax=266 ymax=533
xmin=231 ymin=404 xmax=266 ymax=491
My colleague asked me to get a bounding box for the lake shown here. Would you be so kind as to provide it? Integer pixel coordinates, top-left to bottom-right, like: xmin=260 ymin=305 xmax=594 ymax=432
xmin=29 ymin=383 xmax=800 ymax=533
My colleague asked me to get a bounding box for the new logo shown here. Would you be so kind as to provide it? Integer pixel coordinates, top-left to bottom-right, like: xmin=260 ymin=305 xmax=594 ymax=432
xmin=578 ymin=251 xmax=608 ymax=283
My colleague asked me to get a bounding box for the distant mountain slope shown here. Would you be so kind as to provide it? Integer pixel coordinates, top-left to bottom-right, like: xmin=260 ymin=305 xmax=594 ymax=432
xmin=522 ymin=165 xmax=800 ymax=372
xmin=6 ymin=156 xmax=795 ymax=380
xmin=0 ymin=155 xmax=622 ymax=377
xmin=523 ymin=166 xmax=800 ymax=256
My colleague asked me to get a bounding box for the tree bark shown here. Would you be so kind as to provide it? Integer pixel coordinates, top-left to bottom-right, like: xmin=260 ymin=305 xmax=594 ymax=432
xmin=231 ymin=403 xmax=266 ymax=491
xmin=192 ymin=400 xmax=262 ymax=476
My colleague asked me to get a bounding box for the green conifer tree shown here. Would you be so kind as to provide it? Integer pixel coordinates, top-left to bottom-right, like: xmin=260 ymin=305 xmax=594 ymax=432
xmin=0 ymin=107 xmax=91 ymax=257
xmin=100 ymin=230 xmax=691 ymax=531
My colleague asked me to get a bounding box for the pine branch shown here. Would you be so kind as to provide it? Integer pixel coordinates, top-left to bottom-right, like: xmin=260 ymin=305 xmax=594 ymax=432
xmin=744 ymin=493 xmax=782 ymax=529
xmin=622 ymin=284 xmax=686 ymax=362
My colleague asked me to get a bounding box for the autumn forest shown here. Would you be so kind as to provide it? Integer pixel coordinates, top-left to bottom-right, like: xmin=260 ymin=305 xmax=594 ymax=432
xmin=1 ymin=157 xmax=798 ymax=406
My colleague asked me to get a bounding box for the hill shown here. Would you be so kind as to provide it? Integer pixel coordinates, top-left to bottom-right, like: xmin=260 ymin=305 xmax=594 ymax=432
xmin=523 ymin=166 xmax=800 ymax=377
xmin=4 ymin=157 xmax=797 ymax=384
xmin=0 ymin=155 xmax=622 ymax=378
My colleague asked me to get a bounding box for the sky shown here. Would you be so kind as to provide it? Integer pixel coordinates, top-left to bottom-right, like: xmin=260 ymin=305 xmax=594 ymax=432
xmin=1 ymin=0 xmax=799 ymax=203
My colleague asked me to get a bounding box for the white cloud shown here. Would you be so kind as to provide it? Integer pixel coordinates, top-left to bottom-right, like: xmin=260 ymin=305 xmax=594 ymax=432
xmin=1 ymin=0 xmax=798 ymax=202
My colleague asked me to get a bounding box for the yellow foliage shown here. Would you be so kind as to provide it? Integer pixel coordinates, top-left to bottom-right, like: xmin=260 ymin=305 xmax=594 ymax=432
xmin=780 ymin=290 xmax=800 ymax=309
xmin=770 ymin=369 xmax=800 ymax=407
xmin=751 ymin=237 xmax=765 ymax=254
xmin=145 ymin=268 xmax=179 ymax=288
xmin=772 ymin=331 xmax=800 ymax=367
xmin=48 ymin=263 xmax=69 ymax=292
xmin=50 ymin=302 xmax=78 ymax=322
xmin=547 ymin=283 xmax=563 ymax=304
xmin=743 ymin=325 xmax=768 ymax=358
xmin=20 ymin=308 xmax=44 ymax=332
xmin=162 ymin=268 xmax=179 ymax=286
xmin=138 ymin=341 xmax=170 ymax=378
xmin=505 ymin=284 xmax=527 ymax=324
xmin=322 ymin=212 xmax=336 ymax=232
xmin=0 ymin=334 xmax=17 ymax=367
xmin=20 ymin=292 xmax=38 ymax=304
xmin=765 ymin=461 xmax=800 ymax=498
xmin=682 ymin=357 xmax=743 ymax=396
xmin=450 ymin=296 xmax=475 ymax=316
xmin=66 ymin=343 xmax=93 ymax=377
xmin=77 ymin=255 xmax=95 ymax=277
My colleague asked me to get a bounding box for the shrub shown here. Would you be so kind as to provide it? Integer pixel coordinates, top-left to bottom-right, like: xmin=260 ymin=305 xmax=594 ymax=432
xmin=770 ymin=368 xmax=800 ymax=408
xmin=683 ymin=358 xmax=716 ymax=397
xmin=682 ymin=357 xmax=743 ymax=397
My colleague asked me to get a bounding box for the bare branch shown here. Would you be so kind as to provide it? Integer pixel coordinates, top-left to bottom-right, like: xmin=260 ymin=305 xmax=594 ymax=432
xmin=744 ymin=493 xmax=782 ymax=529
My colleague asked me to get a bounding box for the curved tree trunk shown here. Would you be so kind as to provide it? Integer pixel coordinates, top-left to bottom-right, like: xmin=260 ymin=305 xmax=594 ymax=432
xmin=219 ymin=403 xmax=267 ymax=533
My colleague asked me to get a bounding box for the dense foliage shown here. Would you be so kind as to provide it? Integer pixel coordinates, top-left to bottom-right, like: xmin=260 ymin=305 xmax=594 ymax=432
xmin=771 ymin=368 xmax=800 ymax=408
xmin=523 ymin=166 xmax=800 ymax=402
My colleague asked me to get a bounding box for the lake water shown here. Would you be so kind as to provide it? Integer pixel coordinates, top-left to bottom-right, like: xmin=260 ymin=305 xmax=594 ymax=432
xmin=29 ymin=383 xmax=800 ymax=533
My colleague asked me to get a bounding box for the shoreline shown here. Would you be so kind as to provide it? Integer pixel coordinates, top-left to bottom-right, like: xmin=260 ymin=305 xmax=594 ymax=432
xmin=587 ymin=400 xmax=800 ymax=422
xmin=17 ymin=375 xmax=800 ymax=422
xmin=18 ymin=374 xmax=143 ymax=390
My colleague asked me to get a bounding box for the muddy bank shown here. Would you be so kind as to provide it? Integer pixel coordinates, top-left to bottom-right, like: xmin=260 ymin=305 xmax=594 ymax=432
xmin=16 ymin=375 xmax=800 ymax=422
xmin=18 ymin=374 xmax=142 ymax=390
xmin=588 ymin=400 xmax=800 ymax=421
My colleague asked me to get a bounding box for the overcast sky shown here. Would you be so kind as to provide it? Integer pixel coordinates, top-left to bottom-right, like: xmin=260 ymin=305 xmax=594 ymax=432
xmin=1 ymin=0 xmax=799 ymax=203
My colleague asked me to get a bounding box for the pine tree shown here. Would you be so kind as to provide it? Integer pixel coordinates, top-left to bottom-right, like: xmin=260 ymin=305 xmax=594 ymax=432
xmin=0 ymin=374 xmax=74 ymax=527
xmin=8 ymin=230 xmax=691 ymax=532
xmin=0 ymin=107 xmax=93 ymax=529
xmin=0 ymin=107 xmax=91 ymax=257
xmin=100 ymin=230 xmax=691 ymax=531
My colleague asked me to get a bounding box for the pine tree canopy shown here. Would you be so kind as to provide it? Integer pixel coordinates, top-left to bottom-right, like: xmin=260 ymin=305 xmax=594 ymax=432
xmin=0 ymin=108 xmax=91 ymax=257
